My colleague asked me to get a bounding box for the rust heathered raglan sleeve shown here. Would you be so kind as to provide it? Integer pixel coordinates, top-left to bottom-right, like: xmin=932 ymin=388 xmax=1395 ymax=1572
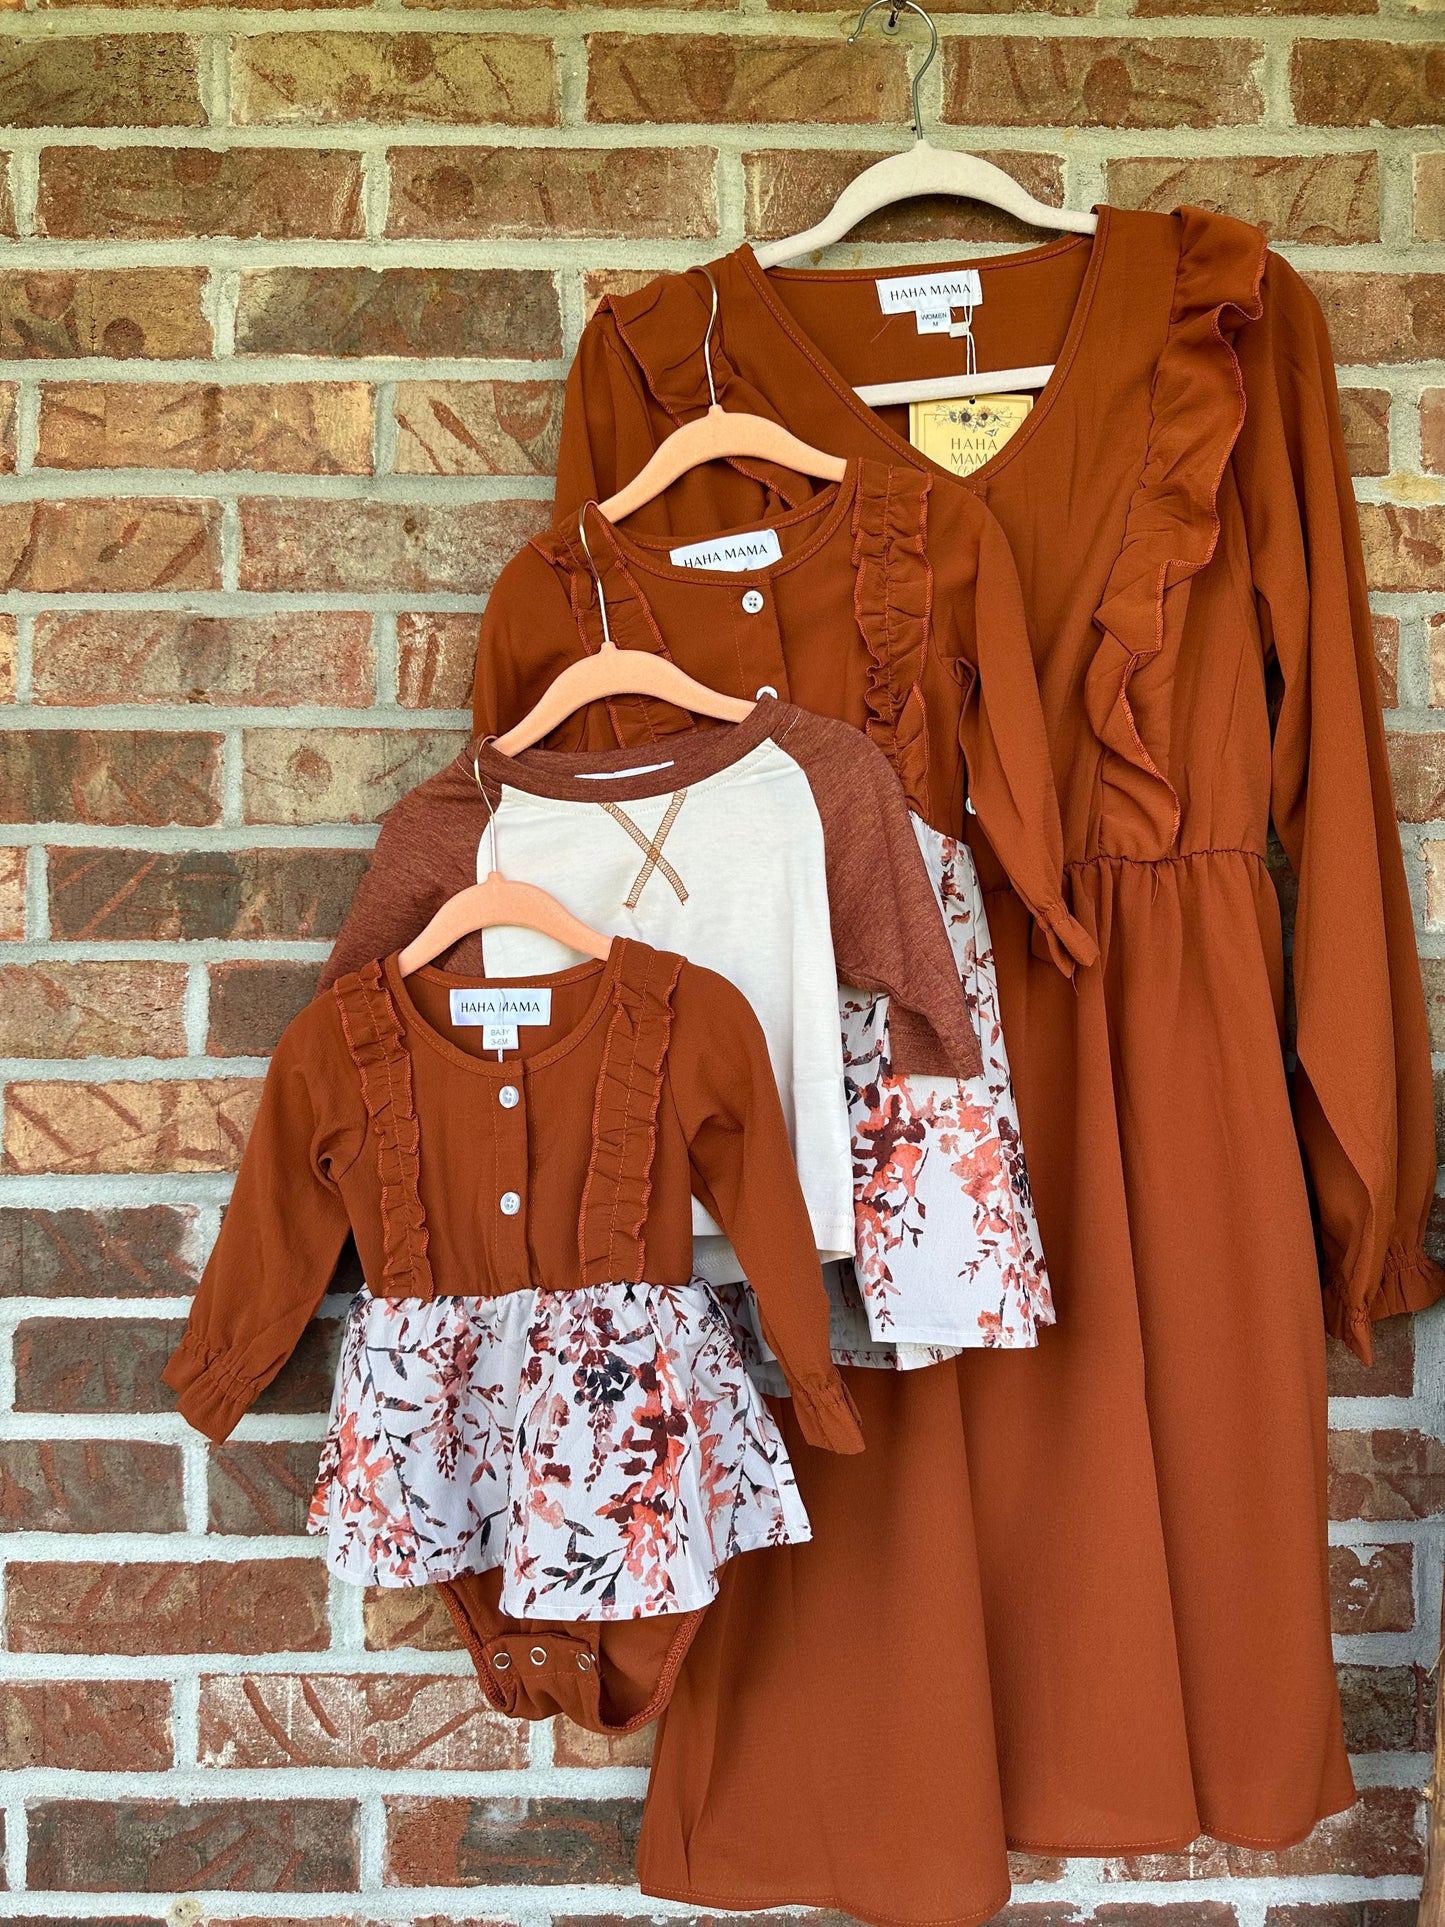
xmin=775 ymin=705 xmax=985 ymax=1082
xmin=1236 ymin=252 xmax=1445 ymax=1359
xmin=162 ymin=1005 xmax=366 ymax=1442
xmin=668 ymin=961 xmax=864 ymax=1456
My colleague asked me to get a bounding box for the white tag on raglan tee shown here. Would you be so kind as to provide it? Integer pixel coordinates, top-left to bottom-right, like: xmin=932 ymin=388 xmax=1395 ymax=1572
xmin=450 ymin=987 xmax=553 ymax=1028
xmin=877 ymin=269 xmax=983 ymax=336
xmin=667 ymin=529 xmax=783 ymax=573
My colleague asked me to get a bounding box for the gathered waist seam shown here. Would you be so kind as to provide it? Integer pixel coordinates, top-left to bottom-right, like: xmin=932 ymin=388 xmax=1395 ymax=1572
xmin=1063 ymin=846 xmax=1268 ymax=873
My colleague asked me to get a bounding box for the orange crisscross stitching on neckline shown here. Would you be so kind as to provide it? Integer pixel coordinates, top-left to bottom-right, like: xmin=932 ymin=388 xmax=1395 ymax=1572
xmin=600 ymin=792 xmax=689 ymax=908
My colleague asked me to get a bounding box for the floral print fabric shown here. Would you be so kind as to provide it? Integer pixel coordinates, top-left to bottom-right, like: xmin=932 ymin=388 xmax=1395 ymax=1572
xmin=308 ymin=1278 xmax=810 ymax=1619
xmin=842 ymin=820 xmax=1053 ymax=1350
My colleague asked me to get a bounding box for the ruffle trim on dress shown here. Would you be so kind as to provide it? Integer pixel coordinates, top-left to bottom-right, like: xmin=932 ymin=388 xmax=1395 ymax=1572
xmin=852 ymin=462 xmax=934 ymax=820
xmin=1323 ymin=1242 xmax=1445 ymax=1365
xmin=159 ymin=1331 xmax=259 ymax=1443
xmin=1084 ymin=207 xmax=1268 ymax=857
xmin=333 ymin=961 xmax=435 ymax=1301
xmin=579 ymin=942 xmax=683 ymax=1288
xmin=309 ymin=1280 xmax=813 ymax=1620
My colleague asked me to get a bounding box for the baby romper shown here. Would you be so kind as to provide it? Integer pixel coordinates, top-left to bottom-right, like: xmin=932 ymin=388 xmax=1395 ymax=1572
xmin=164 ymin=936 xmax=863 ymax=1735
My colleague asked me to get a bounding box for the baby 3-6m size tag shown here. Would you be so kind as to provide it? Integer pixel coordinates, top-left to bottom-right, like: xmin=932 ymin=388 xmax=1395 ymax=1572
xmin=451 ymin=987 xmax=553 ymax=1027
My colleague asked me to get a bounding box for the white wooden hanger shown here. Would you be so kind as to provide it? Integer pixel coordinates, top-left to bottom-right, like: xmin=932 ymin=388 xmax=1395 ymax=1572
xmin=398 ymin=758 xmax=612 ymax=976
xmin=596 ymin=265 xmax=847 ymax=526
xmin=753 ymin=1 xmax=1097 ymax=409
xmin=492 ymin=499 xmax=758 ymax=757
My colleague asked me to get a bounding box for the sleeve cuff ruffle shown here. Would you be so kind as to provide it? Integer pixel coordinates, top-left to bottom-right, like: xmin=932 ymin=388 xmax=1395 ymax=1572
xmin=1323 ymin=1242 xmax=1445 ymax=1365
xmin=1030 ymin=897 xmax=1100 ymax=978
xmin=161 ymin=1333 xmax=256 ymax=1443
xmin=790 ymin=1369 xmax=866 ymax=1455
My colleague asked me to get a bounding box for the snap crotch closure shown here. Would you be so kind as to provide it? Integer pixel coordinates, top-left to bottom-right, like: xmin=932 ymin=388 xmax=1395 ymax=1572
xmin=480 ymin=1628 xmax=603 ymax=1725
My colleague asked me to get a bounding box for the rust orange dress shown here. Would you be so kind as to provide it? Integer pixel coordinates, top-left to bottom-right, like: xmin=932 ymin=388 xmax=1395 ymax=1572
xmin=470 ymin=205 xmax=1444 ymax=1910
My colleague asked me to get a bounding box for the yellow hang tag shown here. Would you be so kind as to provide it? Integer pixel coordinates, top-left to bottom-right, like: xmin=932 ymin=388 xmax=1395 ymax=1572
xmin=909 ymin=394 xmax=1033 ymax=479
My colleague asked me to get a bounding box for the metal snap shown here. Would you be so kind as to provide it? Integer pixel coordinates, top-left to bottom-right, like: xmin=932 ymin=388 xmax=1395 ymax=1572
xmin=530 ymin=1645 xmax=548 ymax=1665
xmin=492 ymin=1651 xmax=511 ymax=1671
xmin=576 ymin=1652 xmax=594 ymax=1672
xmin=742 ymin=588 xmax=765 ymax=615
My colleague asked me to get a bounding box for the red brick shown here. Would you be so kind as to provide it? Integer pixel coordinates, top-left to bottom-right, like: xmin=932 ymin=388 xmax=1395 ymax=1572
xmin=586 ymin=33 xmax=908 ymax=125
xmin=15 ymin=1315 xmax=183 ymax=1412
xmin=397 ymin=611 xmax=478 ymax=709
xmin=1421 ymin=387 xmax=1445 ymax=474
xmin=208 ymin=960 xmax=321 ymax=1056
xmin=1330 ymin=1427 xmax=1445 ymax=1520
xmin=1328 ymin=1314 xmax=1413 ymax=1395
xmin=37 ymin=145 xmax=365 ymax=241
xmin=0 ymin=844 xmax=23 ymax=938
xmin=389 ymin=145 xmax=716 ymax=240
xmin=3 ymin=1076 xmax=262 ymax=1176
xmin=0 ymin=730 xmax=221 ymax=826
xmin=1106 ymin=1785 xmax=1422 ymax=1879
xmin=364 ymin=1586 xmax=462 ymax=1651
xmin=1337 ymin=1662 xmax=1432 ymax=1752
xmin=1293 ymin=40 xmax=1445 ymax=127
xmin=253 ymin=1314 xmax=345 ymax=1415
xmin=1107 ymin=153 xmax=1378 ymax=245
xmin=1266 ymin=1906 xmax=1423 ymax=1927
xmin=944 ymin=37 xmax=1263 ymax=128
xmin=1373 ymin=611 xmax=1400 ymax=708
xmin=0 ymin=1204 xmax=202 ymax=1297
xmin=34 ymin=610 xmax=375 ymax=709
xmin=242 ymin=727 xmax=467 ymax=825
xmin=49 ymin=845 xmax=371 ymax=942
xmin=0 ymin=1679 xmax=172 ymax=1772
xmin=746 ymin=146 xmax=1066 ymax=247
xmin=0 ymin=961 xmax=187 ymax=1058
xmin=584 ymin=268 xmax=660 ymax=321
xmin=208 ymin=1441 xmax=320 ymax=1535
xmin=199 ymin=1674 xmax=529 ymax=1770
xmin=1137 ymin=0 xmax=1372 ymax=11
xmin=39 ymin=381 xmax=374 ymax=475
xmin=386 ymin=1796 xmax=643 ymax=1885
xmin=1329 ymin=1541 xmax=1414 ymax=1632
xmin=240 ymin=497 xmax=548 ymax=593
xmin=1388 ymin=729 xmax=1445 ymax=818
xmin=552 ymin=1722 xmax=655 ymax=1768
xmin=0 ymin=498 xmax=220 ymax=592
xmin=236 ymin=265 xmax=559 ymax=359
xmin=233 ymin=32 xmax=556 ymax=128
xmin=1363 ymin=504 xmax=1445 ymax=592
xmin=0 ymin=612 xmax=14 ymax=703
xmin=1305 ymin=272 xmax=1445 ymax=363
xmin=0 ymin=36 xmax=202 ymax=126
xmin=394 ymin=379 xmax=563 ymax=476
xmin=1336 ymin=387 xmax=1390 ymax=475
xmin=0 ymin=383 xmax=16 ymax=474
xmin=8 ymin=1559 xmax=329 ymax=1654
xmin=0 ymin=1440 xmax=182 ymax=1533
xmin=0 ymin=267 xmax=210 ymax=359
xmin=1418 ymin=154 xmax=1445 ymax=242
xmin=28 ymin=1797 xmax=359 ymax=1892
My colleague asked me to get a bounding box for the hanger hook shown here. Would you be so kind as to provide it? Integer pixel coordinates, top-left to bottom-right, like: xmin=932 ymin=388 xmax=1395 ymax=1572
xmin=576 ymin=500 xmax=615 ymax=649
xmin=685 ymin=263 xmax=721 ymax=411
xmin=471 ymin=741 xmax=501 ymax=875
xmin=849 ymin=0 xmax=937 ymax=141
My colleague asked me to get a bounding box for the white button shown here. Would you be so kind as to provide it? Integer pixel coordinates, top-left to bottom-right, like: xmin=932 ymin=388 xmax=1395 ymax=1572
xmin=499 ymin=1084 xmax=520 ymax=1108
xmin=500 ymin=1191 xmax=521 ymax=1216
xmin=742 ymin=588 xmax=765 ymax=615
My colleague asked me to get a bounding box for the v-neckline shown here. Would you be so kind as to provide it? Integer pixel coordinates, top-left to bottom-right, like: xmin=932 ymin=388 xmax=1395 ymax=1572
xmin=733 ymin=207 xmax=1113 ymax=494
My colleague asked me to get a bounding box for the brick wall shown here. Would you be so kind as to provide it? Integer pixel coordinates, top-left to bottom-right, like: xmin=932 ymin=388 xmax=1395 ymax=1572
xmin=0 ymin=0 xmax=1440 ymax=1922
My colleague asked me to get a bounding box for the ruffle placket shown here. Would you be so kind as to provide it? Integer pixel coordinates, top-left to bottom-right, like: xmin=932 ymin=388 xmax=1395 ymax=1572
xmin=851 ymin=462 xmax=935 ymax=820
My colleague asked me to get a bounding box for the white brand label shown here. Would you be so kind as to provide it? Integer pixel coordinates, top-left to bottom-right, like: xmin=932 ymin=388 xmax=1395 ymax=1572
xmin=877 ymin=269 xmax=982 ymax=317
xmin=667 ymin=529 xmax=783 ymax=573
xmin=483 ymin=1023 xmax=518 ymax=1051
xmin=450 ymin=988 xmax=553 ymax=1027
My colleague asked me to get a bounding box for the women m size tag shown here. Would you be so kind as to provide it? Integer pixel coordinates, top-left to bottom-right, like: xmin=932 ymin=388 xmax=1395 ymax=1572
xmin=451 ymin=988 xmax=553 ymax=1027
xmin=909 ymin=394 xmax=1033 ymax=478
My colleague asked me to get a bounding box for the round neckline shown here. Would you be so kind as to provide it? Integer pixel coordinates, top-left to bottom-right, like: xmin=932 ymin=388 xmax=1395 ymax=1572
xmin=576 ymin=463 xmax=859 ymax=591
xmin=475 ymin=693 xmax=784 ymax=804
xmin=382 ymin=942 xmax=622 ymax=1077
xmin=734 ymin=210 xmax=1111 ymax=492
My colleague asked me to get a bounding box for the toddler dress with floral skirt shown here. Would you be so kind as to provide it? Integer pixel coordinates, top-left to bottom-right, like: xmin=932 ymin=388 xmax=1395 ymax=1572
xmin=164 ymin=935 xmax=862 ymax=1734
